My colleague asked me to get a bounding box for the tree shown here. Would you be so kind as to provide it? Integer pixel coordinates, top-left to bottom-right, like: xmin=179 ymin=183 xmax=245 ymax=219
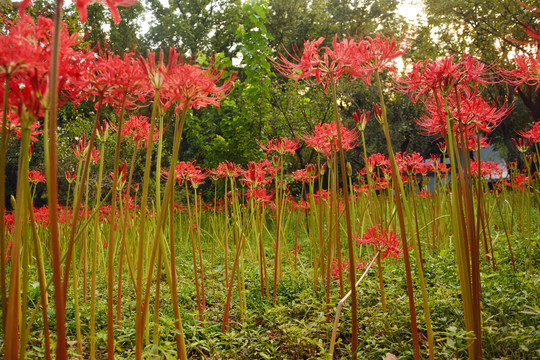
xmin=144 ymin=0 xmax=243 ymax=58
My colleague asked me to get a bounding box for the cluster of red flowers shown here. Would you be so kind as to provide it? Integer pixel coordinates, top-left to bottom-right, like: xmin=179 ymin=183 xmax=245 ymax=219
xmin=303 ymin=122 xmax=358 ymax=156
xmin=355 ymin=225 xmax=403 ymax=260
xmin=274 ymin=33 xmax=406 ymax=91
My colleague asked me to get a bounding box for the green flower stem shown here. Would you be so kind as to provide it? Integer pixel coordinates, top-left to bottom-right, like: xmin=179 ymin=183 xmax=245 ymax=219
xmin=27 ymin=196 xmax=52 ymax=360
xmin=185 ymin=185 xmax=204 ymax=322
xmin=107 ymin=94 xmax=128 ymax=360
xmin=116 ymin=141 xmax=140 ymax=327
xmin=45 ymin=1 xmax=67 ymax=358
xmin=90 ymin=136 xmax=106 ymax=359
xmin=136 ymin=101 xmax=189 ymax=360
xmin=0 ymin=76 xmax=11 ymax=330
xmin=328 ymin=74 xmax=358 ymax=360
xmin=62 ymin=94 xmax=104 ymax=297
xmin=4 ymin=114 xmax=32 ymax=359
xmin=374 ymin=71 xmax=421 ymax=360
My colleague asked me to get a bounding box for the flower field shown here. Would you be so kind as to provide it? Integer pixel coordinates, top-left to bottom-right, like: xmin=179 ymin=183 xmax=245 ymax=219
xmin=0 ymin=1 xmax=539 ymax=359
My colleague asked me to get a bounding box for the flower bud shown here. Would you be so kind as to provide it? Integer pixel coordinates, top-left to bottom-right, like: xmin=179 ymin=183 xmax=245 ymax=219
xmin=373 ymin=104 xmax=383 ymax=124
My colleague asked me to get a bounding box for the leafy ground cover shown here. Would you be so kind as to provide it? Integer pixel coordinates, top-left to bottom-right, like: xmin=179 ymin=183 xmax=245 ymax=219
xmin=21 ymin=221 xmax=539 ymax=360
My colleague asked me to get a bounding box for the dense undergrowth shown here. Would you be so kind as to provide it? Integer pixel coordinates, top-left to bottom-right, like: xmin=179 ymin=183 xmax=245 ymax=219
xmin=21 ymin=222 xmax=539 ymax=360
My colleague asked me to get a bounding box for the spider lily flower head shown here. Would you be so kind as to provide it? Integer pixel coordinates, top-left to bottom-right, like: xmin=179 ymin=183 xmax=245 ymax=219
xmin=467 ymin=135 xmax=492 ymax=151
xmin=305 ymin=164 xmax=318 ymax=178
xmin=96 ymin=120 xmax=110 ymax=142
xmin=139 ymin=47 xmax=180 ymax=91
xmin=211 ymin=161 xmax=241 ymax=178
xmin=513 ymin=137 xmax=531 ymax=153
xmin=174 ymin=161 xmax=206 ymax=188
xmin=372 ymin=104 xmax=383 ymax=124
xmin=258 ymin=137 xmax=299 ymax=156
xmin=364 ymin=33 xmax=407 ymax=75
xmin=28 ymin=170 xmax=46 ymax=184
xmin=74 ymin=0 xmax=140 ymax=25
xmin=274 ymin=33 xmax=406 ymax=91
xmin=355 ymin=225 xmax=403 ymax=260
xmin=162 ymin=56 xmax=237 ymax=113
xmin=292 ymin=168 xmax=315 ymax=183
xmin=353 ymin=109 xmax=370 ymax=131
xmin=247 ymin=187 xmax=274 ymax=205
xmin=240 ymin=159 xmax=276 ymax=188
xmin=502 ymin=50 xmax=540 ymax=90
xmin=75 ymin=50 xmax=148 ymax=113
xmin=399 ymin=54 xmax=493 ymax=101
xmin=470 ymin=160 xmax=503 ymax=179
xmin=113 ymin=115 xmax=160 ymax=148
xmin=437 ymin=142 xmax=447 ymax=155
xmin=518 ymin=122 xmax=540 ymax=143
xmin=110 ymin=161 xmax=128 ymax=190
xmin=303 ymin=122 xmax=358 ymax=157
xmin=65 ymin=171 xmax=77 ymax=184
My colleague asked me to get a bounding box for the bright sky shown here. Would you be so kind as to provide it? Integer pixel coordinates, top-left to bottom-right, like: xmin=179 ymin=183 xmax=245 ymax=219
xmin=397 ymin=0 xmax=425 ymax=24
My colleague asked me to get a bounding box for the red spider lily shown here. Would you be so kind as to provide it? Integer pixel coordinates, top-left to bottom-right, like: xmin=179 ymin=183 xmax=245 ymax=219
xmin=139 ymin=47 xmax=180 ymax=91
xmin=330 ymin=257 xmax=367 ymax=282
xmin=0 ymin=109 xmax=43 ymax=143
xmin=273 ymin=37 xmax=327 ymax=84
xmin=292 ymin=168 xmax=316 ymax=183
xmin=28 ymin=170 xmax=46 ymax=184
xmin=415 ymin=162 xmax=433 ymax=175
xmin=258 ymin=137 xmax=299 ymax=155
xmin=73 ymin=134 xmax=101 ymax=164
xmin=355 ymin=225 xmax=403 ymax=260
xmin=110 ymin=161 xmax=128 ymax=190
xmin=113 ymin=115 xmax=161 ymax=147
xmin=353 ymin=109 xmax=370 ymax=131
xmin=1 ymin=15 xmax=93 ymax=112
xmin=210 ymin=161 xmax=241 ymax=178
xmin=175 ymin=161 xmax=207 ymax=188
xmin=274 ymin=34 xmax=405 ymax=91
xmin=247 ymin=187 xmax=274 ymax=205
xmin=399 ymin=54 xmax=492 ymax=101
xmin=64 ymin=171 xmax=77 ymax=184
xmin=74 ymin=0 xmax=140 ymax=25
xmin=416 ymin=90 xmax=508 ymax=141
xmin=470 ymin=160 xmax=504 ymax=179
xmin=395 ymin=152 xmax=424 ymax=174
xmin=518 ymin=122 xmax=540 ymax=143
xmin=75 ymin=50 xmax=149 ymax=112
xmin=509 ymin=173 xmax=529 ymax=190
xmin=303 ymin=122 xmax=358 ymax=156
xmin=162 ymin=57 xmax=237 ymax=113
xmin=274 ymin=35 xmax=372 ymax=91
xmin=240 ymin=159 xmax=276 ymax=188
xmin=310 ymin=189 xmax=330 ymax=203
xmin=513 ymin=137 xmax=532 ymax=153
xmin=502 ymin=50 xmax=540 ymax=89
xmin=365 ymin=152 xmax=389 ymax=172
xmin=433 ymin=161 xmax=449 ymax=175
xmin=96 ymin=120 xmax=110 ymax=142
xmin=467 ymin=135 xmax=492 ymax=150
xmin=364 ymin=33 xmax=407 ymax=74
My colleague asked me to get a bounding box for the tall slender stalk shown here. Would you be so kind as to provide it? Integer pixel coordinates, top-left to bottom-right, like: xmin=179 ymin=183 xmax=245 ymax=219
xmin=136 ymin=101 xmax=189 ymax=360
xmin=0 ymin=77 xmax=11 ymax=331
xmin=374 ymin=71 xmax=421 ymax=360
xmin=5 ymin=112 xmax=32 ymax=359
xmin=45 ymin=1 xmax=68 ymax=357
xmin=90 ymin=132 xmax=107 ymax=359
xmin=328 ymin=74 xmax=358 ymax=360
xmin=106 ymin=95 xmax=128 ymax=359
